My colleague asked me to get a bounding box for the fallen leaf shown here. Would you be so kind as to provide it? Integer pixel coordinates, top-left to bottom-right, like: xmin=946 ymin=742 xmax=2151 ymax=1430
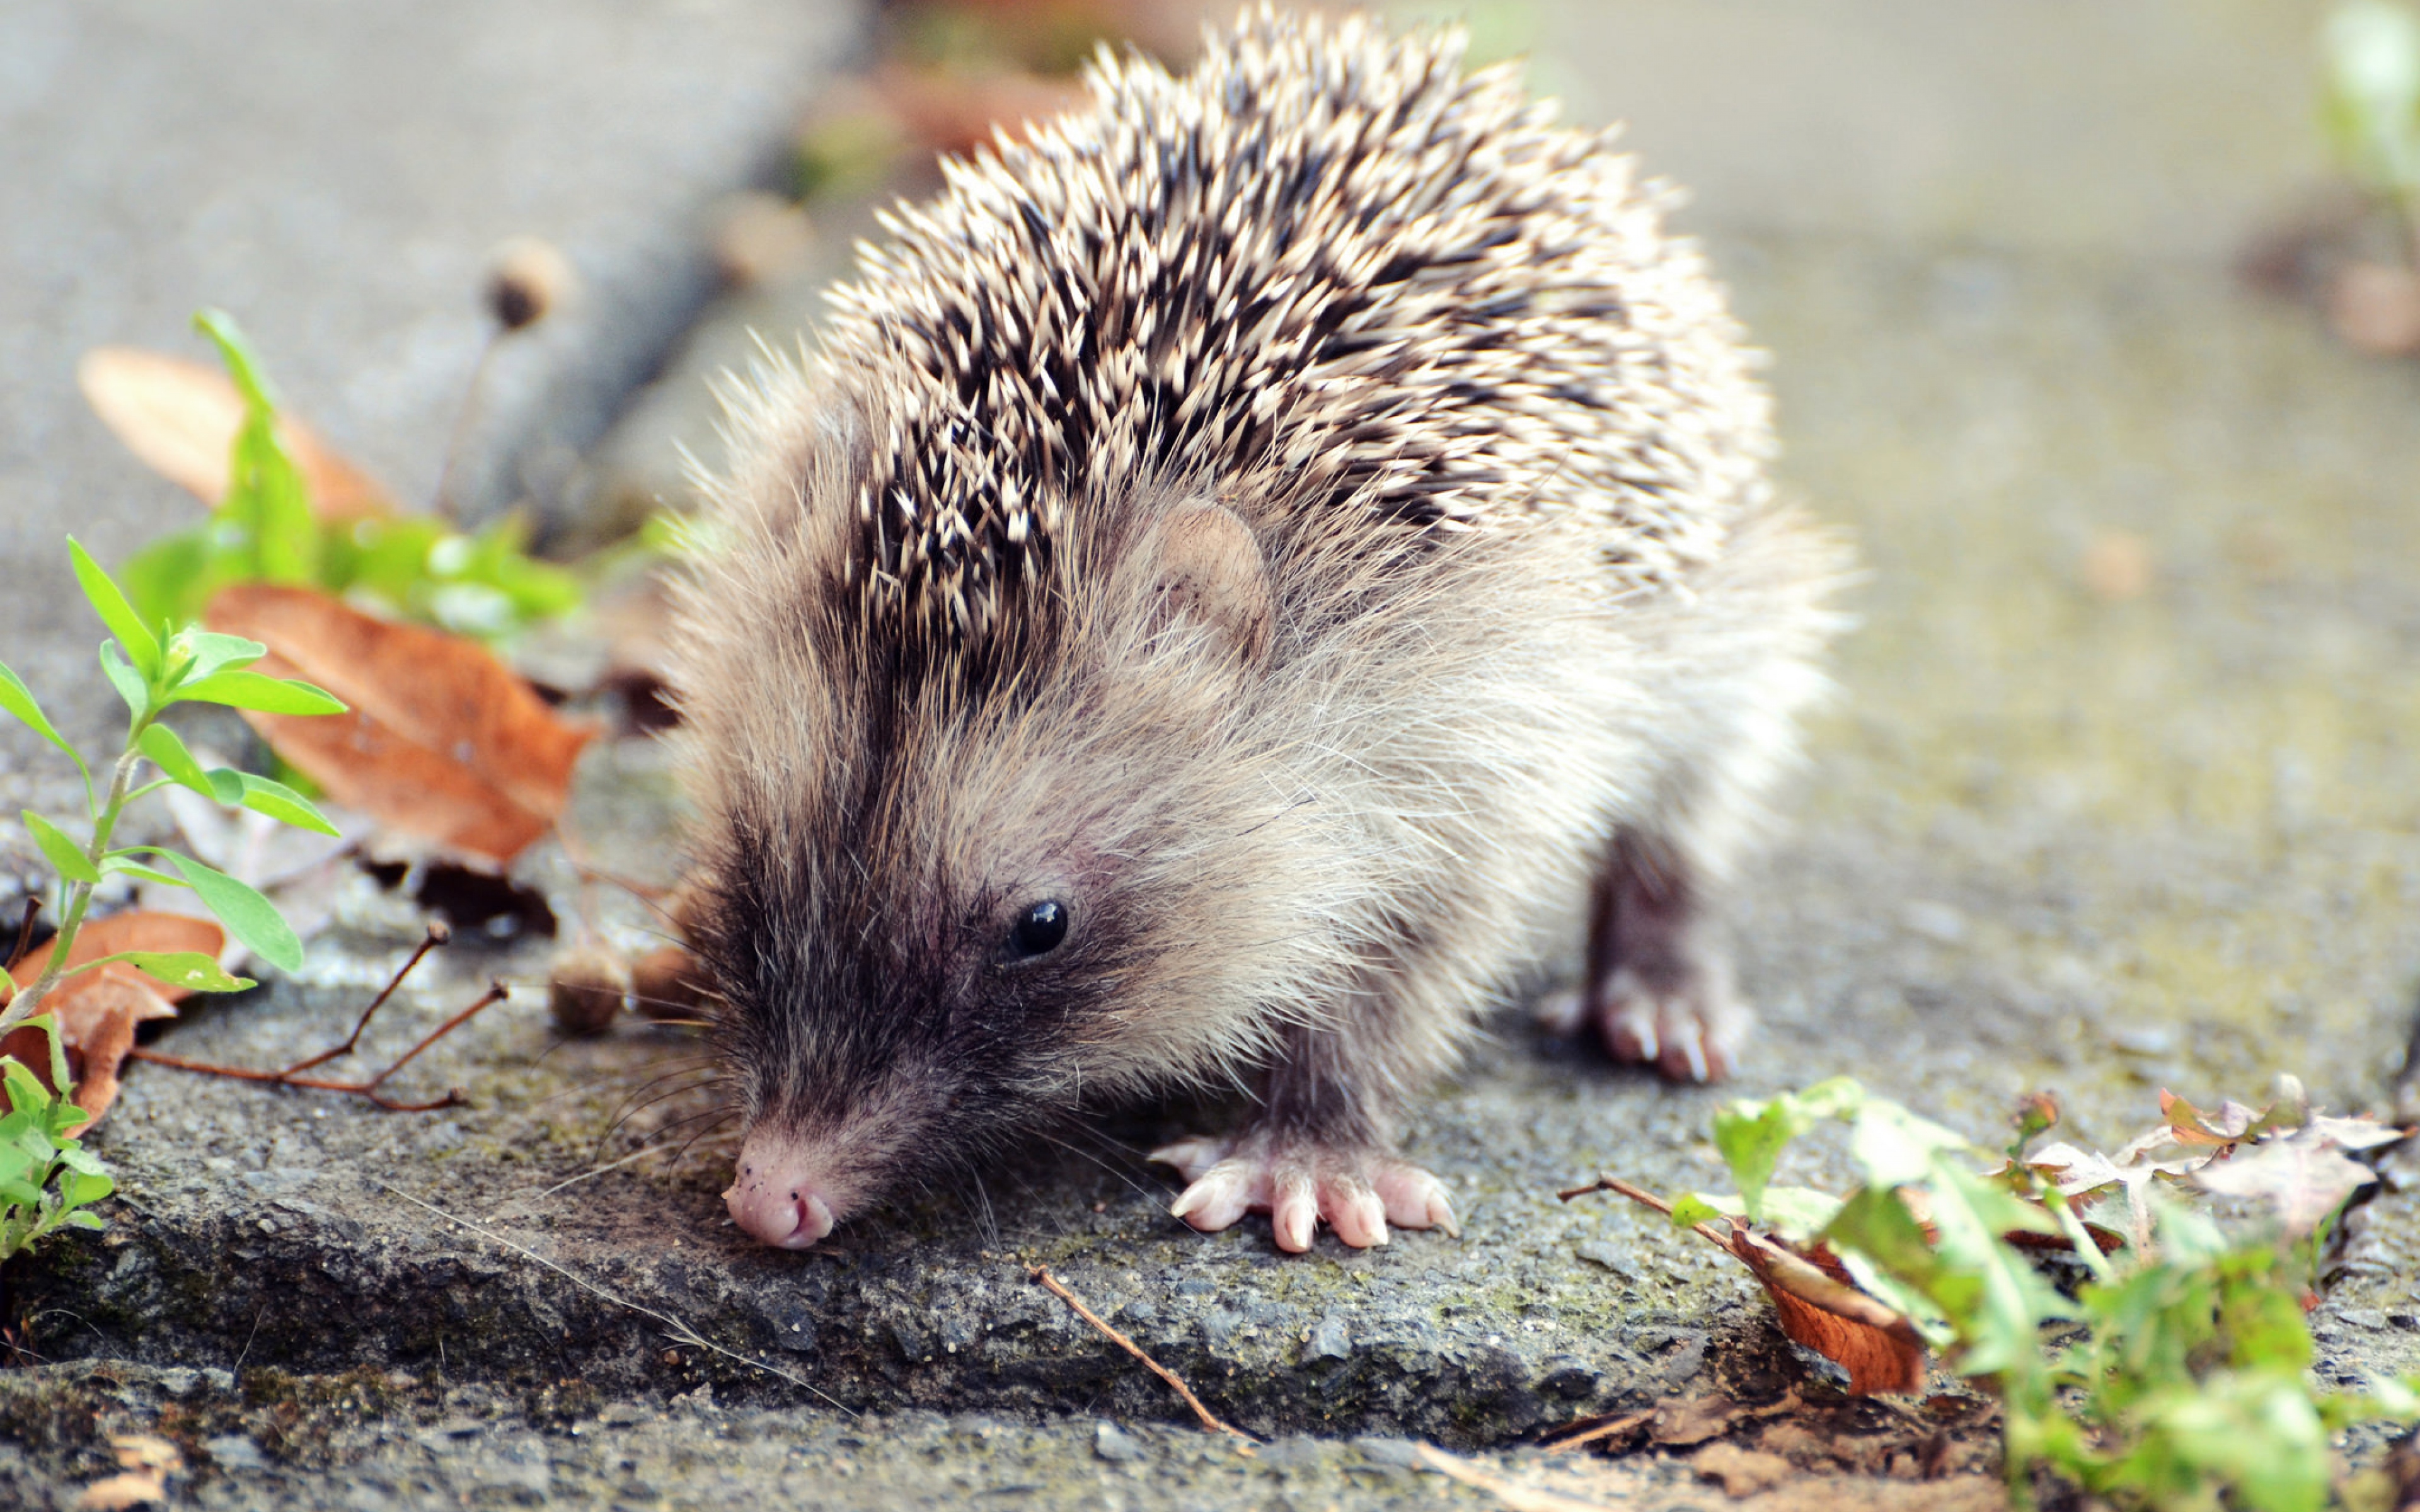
xmin=2194 ymin=1130 xmax=2380 ymax=1238
xmin=2025 ymin=1141 xmax=2124 ymax=1197
xmin=78 ymin=346 xmax=389 ymax=518
xmin=10 ymin=911 xmax=231 ymax=997
xmin=1691 ymin=1441 xmax=1792 ymax=1498
xmin=2162 ymin=1089 xmax=2259 ymax=1145
xmin=1720 ymin=1225 xmax=1928 ymax=1395
xmin=3 ymin=912 xmax=224 ymax=1120
xmin=2303 ymin=1113 xmax=2409 ymax=1152
xmin=1574 ymin=1176 xmax=1927 ymax=1395
xmin=205 ymin=584 xmax=594 ymax=865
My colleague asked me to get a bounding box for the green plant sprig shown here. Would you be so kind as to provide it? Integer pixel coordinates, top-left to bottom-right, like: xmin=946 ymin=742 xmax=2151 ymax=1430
xmin=116 ymin=310 xmax=583 ymax=645
xmin=0 ymin=539 xmax=347 ymax=1040
xmin=1616 ymin=1080 xmax=2420 ymax=1512
xmin=0 ymin=1016 xmax=114 ymax=1263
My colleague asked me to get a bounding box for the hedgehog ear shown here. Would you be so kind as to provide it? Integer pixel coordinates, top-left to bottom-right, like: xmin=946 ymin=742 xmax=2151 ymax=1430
xmin=1142 ymin=504 xmax=1273 ymax=667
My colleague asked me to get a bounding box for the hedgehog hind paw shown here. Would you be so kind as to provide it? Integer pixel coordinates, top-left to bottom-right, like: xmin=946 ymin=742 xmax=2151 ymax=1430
xmin=1155 ymin=1136 xmax=1458 ymax=1252
xmin=1594 ymin=964 xmax=1748 ymax=1084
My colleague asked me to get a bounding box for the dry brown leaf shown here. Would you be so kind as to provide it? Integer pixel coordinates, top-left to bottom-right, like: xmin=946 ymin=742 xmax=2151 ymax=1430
xmin=205 ymin=583 xmax=594 ymax=865
xmin=78 ymin=346 xmax=389 ymax=518
xmin=2194 ymin=1131 xmax=2380 ymax=1238
xmin=10 ymin=910 xmax=229 ymax=1000
xmin=1722 ymin=1225 xmax=1928 ymax=1395
xmin=3 ymin=912 xmax=228 ymax=1120
xmin=2161 ymin=1089 xmax=2259 ymax=1145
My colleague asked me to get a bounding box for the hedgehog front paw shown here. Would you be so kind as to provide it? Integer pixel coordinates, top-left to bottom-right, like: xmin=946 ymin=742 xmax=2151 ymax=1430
xmin=1150 ymin=1134 xmax=1459 ymax=1253
xmin=1592 ymin=961 xmax=1748 ymax=1084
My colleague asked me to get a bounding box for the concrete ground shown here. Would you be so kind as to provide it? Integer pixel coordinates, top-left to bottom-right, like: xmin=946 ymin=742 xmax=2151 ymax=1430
xmin=4 ymin=1 xmax=2419 ymax=1508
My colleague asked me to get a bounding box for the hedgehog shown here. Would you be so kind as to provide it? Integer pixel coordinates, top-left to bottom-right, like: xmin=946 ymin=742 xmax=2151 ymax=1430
xmin=676 ymin=6 xmax=1845 ymax=1255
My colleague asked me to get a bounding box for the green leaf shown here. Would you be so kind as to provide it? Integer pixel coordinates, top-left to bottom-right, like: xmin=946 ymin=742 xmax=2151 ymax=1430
xmin=101 ymin=861 xmax=190 ymax=890
xmin=2140 ymin=1369 xmax=2331 ymax=1512
xmin=98 ymin=642 xmax=147 ymax=718
xmin=193 ymin=307 xmax=277 ymax=411
xmin=1758 ymin=1185 xmax=1847 ymax=1242
xmin=60 ymin=1167 xmax=113 ymax=1208
xmin=1668 ymin=1192 xmax=1738 ymax=1228
xmin=221 ymin=770 xmax=339 ymax=835
xmin=83 ymin=951 xmax=254 ymax=994
xmin=21 ymin=811 xmax=97 ymax=884
xmin=170 ymin=670 xmax=345 ymax=716
xmin=149 ymin=851 xmax=302 ymax=972
xmin=1924 ymin=1164 xmax=2072 ymax=1376
xmin=176 ymin=631 xmax=267 ymax=682
xmin=1712 ymin=1076 xmax=1863 ymax=1219
xmin=1848 ymin=1099 xmax=1979 ymax=1188
xmin=135 ymin=722 xmax=214 ymax=795
xmin=117 ymin=528 xmax=217 ymax=634
xmin=66 ymin=537 xmax=159 ymax=678
xmin=0 ymin=662 xmax=84 ymax=772
xmin=16 ymin=1016 xmax=73 ymax=1104
xmin=193 ymin=310 xmax=317 ymax=585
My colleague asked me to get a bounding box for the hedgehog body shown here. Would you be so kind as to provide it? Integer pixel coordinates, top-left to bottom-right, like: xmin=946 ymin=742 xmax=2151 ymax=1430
xmin=679 ymin=8 xmax=1843 ymax=1252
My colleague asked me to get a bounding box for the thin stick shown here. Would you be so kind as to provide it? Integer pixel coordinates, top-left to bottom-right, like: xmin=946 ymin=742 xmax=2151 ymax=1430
xmin=5 ymin=898 xmax=39 ymax=972
xmin=377 ymin=1182 xmax=854 ymax=1414
xmin=279 ymin=923 xmax=451 ymax=1075
xmin=1412 ymin=1444 xmax=1616 ymax=1511
xmin=1559 ymin=1175 xmax=1734 ymax=1249
xmin=1028 ymin=1265 xmax=1257 ymax=1446
xmin=131 ymin=975 xmax=508 ymax=1113
xmin=1538 ymin=1409 xmax=1653 ymax=1455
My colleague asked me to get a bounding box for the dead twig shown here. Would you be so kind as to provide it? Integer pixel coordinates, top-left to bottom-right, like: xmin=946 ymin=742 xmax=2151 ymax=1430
xmin=1538 ymin=1409 xmax=1654 ymax=1455
xmin=130 ymin=927 xmax=505 ymax=1110
xmin=1412 ymin=1443 xmax=1616 ymax=1511
xmin=277 ymin=922 xmax=452 ymax=1075
xmin=1027 ymin=1264 xmax=1258 ymax=1448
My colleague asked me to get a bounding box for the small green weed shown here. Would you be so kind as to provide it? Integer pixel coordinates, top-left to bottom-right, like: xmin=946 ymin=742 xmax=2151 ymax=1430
xmin=0 ymin=525 xmax=353 ymax=1257
xmin=0 ymin=1018 xmax=113 ymax=1263
xmin=115 ymin=311 xmax=581 ymax=644
xmin=1582 ymin=1079 xmax=2419 ymax=1511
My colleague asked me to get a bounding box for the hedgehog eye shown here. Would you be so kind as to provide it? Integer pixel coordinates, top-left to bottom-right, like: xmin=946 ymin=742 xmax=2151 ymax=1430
xmin=1006 ymin=900 xmax=1069 ymax=959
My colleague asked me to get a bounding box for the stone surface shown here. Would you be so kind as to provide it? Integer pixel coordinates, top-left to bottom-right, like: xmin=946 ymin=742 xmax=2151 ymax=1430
xmin=6 ymin=0 xmax=2420 ymax=1506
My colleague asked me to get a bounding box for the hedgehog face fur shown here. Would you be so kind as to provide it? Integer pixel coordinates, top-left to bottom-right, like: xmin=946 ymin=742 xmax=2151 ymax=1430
xmin=678 ymin=7 xmax=1845 ymax=1252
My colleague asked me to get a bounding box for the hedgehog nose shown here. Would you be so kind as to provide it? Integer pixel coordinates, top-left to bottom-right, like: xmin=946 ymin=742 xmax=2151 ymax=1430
xmin=723 ymin=1140 xmax=838 ymax=1249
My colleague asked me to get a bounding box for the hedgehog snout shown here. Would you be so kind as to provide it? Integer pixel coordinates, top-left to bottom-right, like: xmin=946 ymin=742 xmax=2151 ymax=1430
xmin=723 ymin=1131 xmax=844 ymax=1249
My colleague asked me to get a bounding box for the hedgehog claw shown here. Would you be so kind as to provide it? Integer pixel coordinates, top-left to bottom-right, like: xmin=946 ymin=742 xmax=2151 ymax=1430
xmin=1594 ymin=964 xmax=1744 ymax=1084
xmin=1155 ymin=1135 xmax=1456 ymax=1252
